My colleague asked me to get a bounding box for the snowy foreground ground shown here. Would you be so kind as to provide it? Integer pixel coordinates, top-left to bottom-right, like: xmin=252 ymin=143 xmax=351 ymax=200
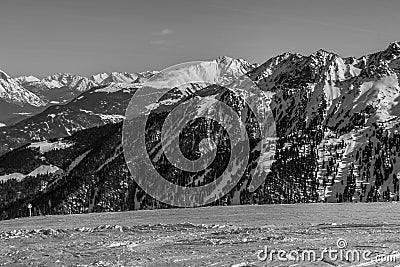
xmin=0 ymin=203 xmax=400 ymax=266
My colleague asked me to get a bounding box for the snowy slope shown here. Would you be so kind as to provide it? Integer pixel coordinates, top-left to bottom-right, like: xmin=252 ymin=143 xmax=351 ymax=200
xmin=0 ymin=70 xmax=46 ymax=107
xmin=141 ymin=56 xmax=253 ymax=89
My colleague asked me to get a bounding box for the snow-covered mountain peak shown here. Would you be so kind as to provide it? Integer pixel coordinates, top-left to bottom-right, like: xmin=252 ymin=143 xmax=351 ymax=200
xmin=0 ymin=70 xmax=46 ymax=108
xmin=16 ymin=75 xmax=40 ymax=83
xmin=313 ymin=48 xmax=336 ymax=56
xmin=309 ymin=49 xmax=338 ymax=65
xmin=386 ymin=41 xmax=400 ymax=54
xmin=42 ymin=72 xmax=79 ymax=83
xmin=108 ymin=72 xmax=138 ymax=83
xmin=214 ymin=55 xmax=249 ymax=65
xmin=141 ymin=56 xmax=252 ymax=90
xmin=0 ymin=70 xmax=11 ymax=81
xmin=90 ymin=73 xmax=109 ymax=84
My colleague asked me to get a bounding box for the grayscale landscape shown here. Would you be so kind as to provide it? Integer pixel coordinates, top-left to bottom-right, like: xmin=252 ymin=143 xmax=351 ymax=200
xmin=1 ymin=0 xmax=400 ymax=266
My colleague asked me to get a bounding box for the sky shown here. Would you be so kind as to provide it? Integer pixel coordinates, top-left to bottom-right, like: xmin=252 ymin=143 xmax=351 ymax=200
xmin=1 ymin=0 xmax=400 ymax=78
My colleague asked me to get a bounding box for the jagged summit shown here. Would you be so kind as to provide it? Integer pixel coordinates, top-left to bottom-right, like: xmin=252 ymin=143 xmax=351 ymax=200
xmin=313 ymin=48 xmax=337 ymax=56
xmin=310 ymin=49 xmax=339 ymax=63
xmin=215 ymin=55 xmax=250 ymax=65
xmin=386 ymin=41 xmax=400 ymax=52
xmin=215 ymin=55 xmax=234 ymax=62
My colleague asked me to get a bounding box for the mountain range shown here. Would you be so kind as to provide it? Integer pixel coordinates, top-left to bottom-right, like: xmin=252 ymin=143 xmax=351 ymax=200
xmin=0 ymin=70 xmax=159 ymax=125
xmin=1 ymin=42 xmax=400 ymax=219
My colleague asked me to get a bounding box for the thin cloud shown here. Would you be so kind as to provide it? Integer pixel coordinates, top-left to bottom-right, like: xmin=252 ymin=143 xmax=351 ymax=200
xmin=153 ymin=28 xmax=175 ymax=36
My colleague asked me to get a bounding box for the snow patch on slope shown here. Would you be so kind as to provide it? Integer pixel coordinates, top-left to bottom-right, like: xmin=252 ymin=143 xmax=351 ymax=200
xmin=28 ymin=140 xmax=74 ymax=153
xmin=0 ymin=165 xmax=63 ymax=182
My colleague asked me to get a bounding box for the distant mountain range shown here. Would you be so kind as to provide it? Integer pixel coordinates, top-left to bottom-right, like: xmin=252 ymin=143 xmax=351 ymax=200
xmin=0 ymin=56 xmax=253 ymax=154
xmin=1 ymin=42 xmax=400 ymax=219
xmin=0 ymin=70 xmax=159 ymax=125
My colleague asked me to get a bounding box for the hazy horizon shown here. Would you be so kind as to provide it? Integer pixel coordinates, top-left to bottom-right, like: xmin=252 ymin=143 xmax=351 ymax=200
xmin=1 ymin=0 xmax=400 ymax=78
